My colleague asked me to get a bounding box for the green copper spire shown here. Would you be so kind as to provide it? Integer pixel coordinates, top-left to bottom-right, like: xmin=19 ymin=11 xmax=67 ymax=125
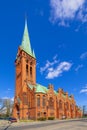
xmin=20 ymin=19 xmax=33 ymax=57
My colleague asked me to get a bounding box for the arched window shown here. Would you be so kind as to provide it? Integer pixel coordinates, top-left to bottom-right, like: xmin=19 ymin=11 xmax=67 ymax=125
xmin=66 ymin=102 xmax=69 ymax=110
xmin=26 ymin=64 xmax=28 ymax=75
xmin=71 ymin=104 xmax=74 ymax=110
xmin=30 ymin=67 xmax=32 ymax=76
xmin=26 ymin=59 xmax=28 ymax=63
xmin=59 ymin=100 xmax=62 ymax=109
xmin=42 ymin=95 xmax=46 ymax=107
xmin=65 ymin=102 xmax=69 ymax=110
xmin=37 ymin=95 xmax=40 ymax=107
xmin=49 ymin=97 xmax=54 ymax=108
xmin=23 ymin=92 xmax=28 ymax=105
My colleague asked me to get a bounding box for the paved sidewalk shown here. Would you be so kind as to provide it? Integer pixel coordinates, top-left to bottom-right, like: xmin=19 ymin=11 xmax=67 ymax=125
xmin=0 ymin=118 xmax=87 ymax=129
xmin=8 ymin=118 xmax=87 ymax=128
xmin=0 ymin=120 xmax=10 ymax=130
xmin=0 ymin=120 xmax=9 ymax=126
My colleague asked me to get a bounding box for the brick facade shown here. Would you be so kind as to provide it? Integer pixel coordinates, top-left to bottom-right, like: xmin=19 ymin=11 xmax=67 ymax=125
xmin=13 ymin=20 xmax=82 ymax=120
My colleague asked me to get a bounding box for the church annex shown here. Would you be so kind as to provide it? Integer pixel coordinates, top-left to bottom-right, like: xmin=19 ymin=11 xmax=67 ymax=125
xmin=13 ymin=20 xmax=82 ymax=120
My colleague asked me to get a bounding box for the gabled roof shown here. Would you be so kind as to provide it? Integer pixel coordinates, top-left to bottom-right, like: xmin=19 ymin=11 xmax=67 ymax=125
xmin=27 ymin=83 xmax=58 ymax=95
xmin=27 ymin=83 xmax=48 ymax=94
xmin=54 ymin=90 xmax=58 ymax=95
xmin=35 ymin=84 xmax=48 ymax=94
xmin=27 ymin=83 xmax=34 ymax=90
xmin=62 ymin=94 xmax=66 ymax=99
xmin=27 ymin=83 xmax=74 ymax=100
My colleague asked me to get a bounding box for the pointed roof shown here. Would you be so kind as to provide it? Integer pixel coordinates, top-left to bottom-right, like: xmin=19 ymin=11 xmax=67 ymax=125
xmin=20 ymin=19 xmax=36 ymax=58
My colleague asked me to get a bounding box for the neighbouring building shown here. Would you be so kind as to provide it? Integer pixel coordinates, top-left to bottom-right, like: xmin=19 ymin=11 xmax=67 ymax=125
xmin=13 ymin=19 xmax=82 ymax=120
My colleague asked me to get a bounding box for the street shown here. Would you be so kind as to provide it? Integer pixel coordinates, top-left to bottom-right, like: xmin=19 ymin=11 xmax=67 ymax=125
xmin=0 ymin=119 xmax=87 ymax=130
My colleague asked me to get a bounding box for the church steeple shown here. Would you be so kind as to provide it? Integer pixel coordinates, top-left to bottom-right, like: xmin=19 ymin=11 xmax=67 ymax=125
xmin=20 ymin=19 xmax=35 ymax=58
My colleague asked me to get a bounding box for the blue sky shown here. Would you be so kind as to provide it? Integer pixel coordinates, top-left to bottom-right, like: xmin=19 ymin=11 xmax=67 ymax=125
xmin=0 ymin=0 xmax=87 ymax=107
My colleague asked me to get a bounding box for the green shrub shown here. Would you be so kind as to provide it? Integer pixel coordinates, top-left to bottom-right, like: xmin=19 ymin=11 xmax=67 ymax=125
xmin=20 ymin=120 xmax=34 ymax=122
xmin=37 ymin=117 xmax=46 ymax=121
xmin=48 ymin=117 xmax=55 ymax=120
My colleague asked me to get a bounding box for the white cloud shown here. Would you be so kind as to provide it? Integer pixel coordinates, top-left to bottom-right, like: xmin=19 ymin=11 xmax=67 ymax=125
xmin=75 ymin=64 xmax=83 ymax=71
xmin=46 ymin=61 xmax=72 ymax=79
xmin=11 ymin=97 xmax=14 ymax=102
xmin=80 ymin=84 xmax=87 ymax=94
xmin=80 ymin=89 xmax=87 ymax=93
xmin=40 ymin=55 xmax=58 ymax=73
xmin=80 ymin=52 xmax=87 ymax=59
xmin=48 ymin=67 xmax=54 ymax=72
xmin=1 ymin=97 xmax=14 ymax=102
xmin=50 ymin=0 xmax=87 ymax=26
xmin=40 ymin=55 xmax=72 ymax=79
xmin=2 ymin=97 xmax=9 ymax=99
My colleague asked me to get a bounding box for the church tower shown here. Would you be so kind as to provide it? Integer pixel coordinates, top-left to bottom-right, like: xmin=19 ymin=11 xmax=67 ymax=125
xmin=16 ymin=19 xmax=36 ymax=90
xmin=13 ymin=19 xmax=36 ymax=119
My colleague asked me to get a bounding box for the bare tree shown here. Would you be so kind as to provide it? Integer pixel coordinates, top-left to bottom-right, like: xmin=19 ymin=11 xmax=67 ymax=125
xmin=0 ymin=98 xmax=13 ymax=117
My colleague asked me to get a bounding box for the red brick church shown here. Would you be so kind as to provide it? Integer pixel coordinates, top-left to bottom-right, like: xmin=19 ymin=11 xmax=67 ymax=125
xmin=13 ymin=20 xmax=82 ymax=120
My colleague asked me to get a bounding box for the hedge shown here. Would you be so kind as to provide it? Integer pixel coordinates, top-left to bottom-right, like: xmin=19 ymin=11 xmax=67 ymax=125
xmin=37 ymin=117 xmax=46 ymax=121
xmin=48 ymin=117 xmax=55 ymax=120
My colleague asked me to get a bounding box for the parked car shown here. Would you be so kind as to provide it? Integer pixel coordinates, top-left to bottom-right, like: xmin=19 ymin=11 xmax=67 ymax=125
xmin=8 ymin=117 xmax=17 ymax=123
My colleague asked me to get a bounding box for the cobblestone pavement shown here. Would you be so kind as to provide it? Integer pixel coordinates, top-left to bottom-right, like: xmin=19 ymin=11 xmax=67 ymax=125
xmin=0 ymin=119 xmax=87 ymax=130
